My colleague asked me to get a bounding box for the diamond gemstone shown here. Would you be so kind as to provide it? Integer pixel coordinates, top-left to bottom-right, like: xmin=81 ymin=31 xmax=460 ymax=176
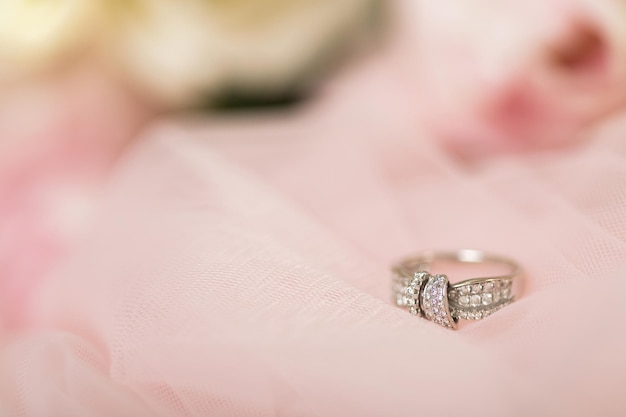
xmin=396 ymin=293 xmax=406 ymax=306
xmin=482 ymin=293 xmax=493 ymax=305
xmin=399 ymin=273 xmax=515 ymax=327
xmin=394 ymin=271 xmax=428 ymax=316
xmin=502 ymin=287 xmax=511 ymax=299
xmin=420 ymin=275 xmax=454 ymax=329
xmin=470 ymin=295 xmax=481 ymax=307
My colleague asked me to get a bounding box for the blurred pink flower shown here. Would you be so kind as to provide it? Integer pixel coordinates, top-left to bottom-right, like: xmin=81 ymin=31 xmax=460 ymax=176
xmin=396 ymin=0 xmax=626 ymax=156
xmin=0 ymin=65 xmax=148 ymax=329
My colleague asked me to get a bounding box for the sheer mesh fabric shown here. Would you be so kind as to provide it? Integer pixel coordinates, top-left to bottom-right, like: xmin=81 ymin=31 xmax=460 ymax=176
xmin=2 ymin=98 xmax=626 ymax=415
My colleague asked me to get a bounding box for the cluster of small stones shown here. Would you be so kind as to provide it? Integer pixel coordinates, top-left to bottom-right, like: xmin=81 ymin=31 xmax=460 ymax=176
xmin=448 ymin=279 xmax=513 ymax=320
xmin=420 ymin=275 xmax=454 ymax=329
xmin=452 ymin=300 xmax=512 ymax=320
xmin=394 ymin=272 xmax=427 ymax=316
xmin=393 ymin=274 xmax=410 ymax=305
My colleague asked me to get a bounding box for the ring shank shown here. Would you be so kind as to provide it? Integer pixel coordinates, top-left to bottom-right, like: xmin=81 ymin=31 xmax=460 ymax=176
xmin=393 ymin=249 xmax=522 ymax=283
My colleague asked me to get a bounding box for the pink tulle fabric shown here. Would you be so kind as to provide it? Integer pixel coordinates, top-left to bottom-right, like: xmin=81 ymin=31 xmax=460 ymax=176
xmin=4 ymin=2 xmax=626 ymax=411
xmin=2 ymin=65 xmax=625 ymax=415
xmin=0 ymin=66 xmax=147 ymax=329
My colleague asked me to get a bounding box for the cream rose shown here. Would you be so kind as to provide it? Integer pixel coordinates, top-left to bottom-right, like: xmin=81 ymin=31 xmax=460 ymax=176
xmin=0 ymin=0 xmax=99 ymax=69
xmin=0 ymin=0 xmax=380 ymax=106
xmin=105 ymin=0 xmax=379 ymax=105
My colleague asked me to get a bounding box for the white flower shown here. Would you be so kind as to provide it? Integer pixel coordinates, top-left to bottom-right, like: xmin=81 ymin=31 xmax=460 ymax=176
xmin=0 ymin=0 xmax=99 ymax=68
xmin=105 ymin=0 xmax=378 ymax=105
xmin=0 ymin=0 xmax=379 ymax=106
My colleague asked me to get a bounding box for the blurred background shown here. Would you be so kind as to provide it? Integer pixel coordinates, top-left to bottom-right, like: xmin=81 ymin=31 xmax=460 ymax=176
xmin=1 ymin=0 xmax=626 ymax=327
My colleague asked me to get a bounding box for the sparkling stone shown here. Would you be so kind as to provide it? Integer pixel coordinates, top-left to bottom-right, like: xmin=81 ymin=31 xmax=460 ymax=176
xmin=406 ymin=298 xmax=416 ymax=305
xmin=482 ymin=293 xmax=493 ymax=305
xmin=471 ymin=284 xmax=482 ymax=293
xmin=459 ymin=286 xmax=470 ymax=295
xmin=396 ymin=294 xmax=406 ymax=306
xmin=483 ymin=282 xmax=494 ymax=292
xmin=502 ymin=287 xmax=511 ymax=299
xmin=459 ymin=295 xmax=470 ymax=306
xmin=420 ymin=275 xmax=455 ymax=328
xmin=470 ymin=295 xmax=481 ymax=307
xmin=493 ymin=291 xmax=501 ymax=303
xmin=409 ymin=306 xmax=418 ymax=315
xmin=448 ymin=290 xmax=458 ymax=299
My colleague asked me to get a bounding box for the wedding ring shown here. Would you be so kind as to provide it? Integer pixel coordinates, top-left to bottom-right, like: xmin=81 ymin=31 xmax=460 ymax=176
xmin=392 ymin=249 xmax=524 ymax=329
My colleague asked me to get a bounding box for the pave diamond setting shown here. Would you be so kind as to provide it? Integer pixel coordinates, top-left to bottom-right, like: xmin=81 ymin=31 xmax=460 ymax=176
xmin=392 ymin=250 xmax=522 ymax=329
xmin=420 ymin=274 xmax=456 ymax=329
xmin=448 ymin=279 xmax=514 ymax=321
xmin=395 ymin=271 xmax=428 ymax=316
xmin=393 ymin=272 xmax=516 ymax=329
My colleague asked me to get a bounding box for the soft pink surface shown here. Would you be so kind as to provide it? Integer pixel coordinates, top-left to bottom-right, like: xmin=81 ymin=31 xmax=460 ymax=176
xmin=0 ymin=66 xmax=148 ymax=329
xmin=4 ymin=0 xmax=626 ymax=330
xmin=0 ymin=69 xmax=623 ymax=415
xmin=3 ymin=2 xmax=626 ymax=412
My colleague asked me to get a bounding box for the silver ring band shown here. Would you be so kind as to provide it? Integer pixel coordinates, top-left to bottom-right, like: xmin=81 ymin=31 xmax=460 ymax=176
xmin=392 ymin=249 xmax=524 ymax=329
